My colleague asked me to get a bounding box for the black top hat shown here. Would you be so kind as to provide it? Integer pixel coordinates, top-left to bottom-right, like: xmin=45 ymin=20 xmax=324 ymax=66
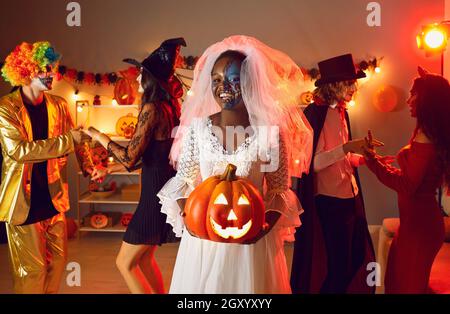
xmin=123 ymin=37 xmax=186 ymax=84
xmin=314 ymin=53 xmax=366 ymax=86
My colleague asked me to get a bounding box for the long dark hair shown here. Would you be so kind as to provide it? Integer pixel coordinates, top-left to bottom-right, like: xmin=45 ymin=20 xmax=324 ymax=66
xmin=140 ymin=70 xmax=180 ymax=135
xmin=140 ymin=70 xmax=170 ymax=104
xmin=413 ymin=74 xmax=450 ymax=185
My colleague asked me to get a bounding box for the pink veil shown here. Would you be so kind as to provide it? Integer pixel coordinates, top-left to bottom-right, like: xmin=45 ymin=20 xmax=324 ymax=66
xmin=170 ymin=35 xmax=313 ymax=177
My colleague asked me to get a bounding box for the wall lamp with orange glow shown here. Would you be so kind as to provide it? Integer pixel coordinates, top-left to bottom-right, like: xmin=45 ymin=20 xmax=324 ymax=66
xmin=417 ymin=21 xmax=450 ymax=57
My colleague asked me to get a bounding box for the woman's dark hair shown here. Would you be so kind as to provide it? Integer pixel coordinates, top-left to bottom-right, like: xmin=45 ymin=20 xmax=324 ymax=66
xmin=413 ymin=74 xmax=450 ymax=185
xmin=214 ymin=50 xmax=246 ymax=66
xmin=140 ymin=70 xmax=181 ymax=136
xmin=140 ymin=70 xmax=170 ymax=104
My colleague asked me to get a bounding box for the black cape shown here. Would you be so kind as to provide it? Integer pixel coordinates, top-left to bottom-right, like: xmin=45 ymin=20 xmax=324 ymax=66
xmin=290 ymin=102 xmax=376 ymax=294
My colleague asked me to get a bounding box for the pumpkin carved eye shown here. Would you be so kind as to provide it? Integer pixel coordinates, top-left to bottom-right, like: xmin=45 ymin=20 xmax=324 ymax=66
xmin=214 ymin=193 xmax=228 ymax=205
xmin=237 ymin=194 xmax=249 ymax=205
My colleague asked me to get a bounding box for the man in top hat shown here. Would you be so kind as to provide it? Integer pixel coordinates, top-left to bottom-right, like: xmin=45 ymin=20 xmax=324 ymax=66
xmin=290 ymin=54 xmax=380 ymax=294
xmin=0 ymin=41 xmax=91 ymax=293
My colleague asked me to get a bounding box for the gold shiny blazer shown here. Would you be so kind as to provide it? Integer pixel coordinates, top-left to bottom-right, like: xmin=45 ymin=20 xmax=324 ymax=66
xmin=0 ymin=89 xmax=75 ymax=225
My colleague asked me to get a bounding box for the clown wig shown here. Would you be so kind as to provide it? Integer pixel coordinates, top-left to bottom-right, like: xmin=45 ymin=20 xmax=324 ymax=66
xmin=1 ymin=41 xmax=61 ymax=86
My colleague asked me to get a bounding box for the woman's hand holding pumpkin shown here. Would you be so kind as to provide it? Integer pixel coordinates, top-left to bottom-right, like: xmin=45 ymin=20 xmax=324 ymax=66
xmin=242 ymin=211 xmax=280 ymax=244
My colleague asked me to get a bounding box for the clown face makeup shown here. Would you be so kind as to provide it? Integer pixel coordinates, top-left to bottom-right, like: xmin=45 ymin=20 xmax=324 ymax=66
xmin=31 ymin=64 xmax=56 ymax=91
xmin=32 ymin=70 xmax=55 ymax=91
xmin=211 ymin=56 xmax=243 ymax=110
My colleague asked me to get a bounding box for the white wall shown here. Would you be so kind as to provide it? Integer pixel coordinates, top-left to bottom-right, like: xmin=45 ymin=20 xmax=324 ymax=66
xmin=0 ymin=0 xmax=445 ymax=224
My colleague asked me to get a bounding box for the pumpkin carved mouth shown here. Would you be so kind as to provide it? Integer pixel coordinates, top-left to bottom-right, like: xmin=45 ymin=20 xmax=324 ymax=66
xmin=210 ymin=216 xmax=252 ymax=239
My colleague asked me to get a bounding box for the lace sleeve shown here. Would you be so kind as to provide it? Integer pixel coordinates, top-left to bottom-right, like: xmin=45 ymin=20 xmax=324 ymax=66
xmin=264 ymin=134 xmax=303 ymax=241
xmin=157 ymin=123 xmax=200 ymax=236
xmin=107 ymin=103 xmax=156 ymax=171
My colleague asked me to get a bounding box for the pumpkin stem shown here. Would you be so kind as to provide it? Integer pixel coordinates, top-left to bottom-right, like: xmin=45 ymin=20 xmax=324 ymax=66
xmin=221 ymin=164 xmax=237 ymax=181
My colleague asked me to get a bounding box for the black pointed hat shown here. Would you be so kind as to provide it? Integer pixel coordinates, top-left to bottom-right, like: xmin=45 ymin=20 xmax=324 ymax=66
xmin=123 ymin=37 xmax=186 ymax=83
xmin=315 ymin=53 xmax=366 ymax=86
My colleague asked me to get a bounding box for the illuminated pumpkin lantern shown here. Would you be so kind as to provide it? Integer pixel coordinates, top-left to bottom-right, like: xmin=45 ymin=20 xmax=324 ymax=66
xmin=184 ymin=164 xmax=266 ymax=243
xmin=114 ymin=68 xmax=139 ymax=105
xmin=300 ymin=91 xmax=313 ymax=106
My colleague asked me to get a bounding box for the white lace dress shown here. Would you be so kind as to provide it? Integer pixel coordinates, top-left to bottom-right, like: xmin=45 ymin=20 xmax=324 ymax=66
xmin=157 ymin=117 xmax=303 ymax=293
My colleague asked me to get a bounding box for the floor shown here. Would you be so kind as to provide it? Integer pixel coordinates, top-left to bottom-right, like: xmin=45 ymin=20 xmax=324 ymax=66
xmin=0 ymin=227 xmax=380 ymax=294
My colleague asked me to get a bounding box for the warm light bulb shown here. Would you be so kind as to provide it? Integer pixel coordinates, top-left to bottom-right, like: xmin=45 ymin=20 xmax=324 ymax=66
xmin=77 ymin=105 xmax=83 ymax=113
xmin=187 ymin=90 xmax=193 ymax=96
xmin=108 ymin=156 xmax=114 ymax=164
xmin=112 ymin=99 xmax=118 ymax=106
xmin=349 ymin=100 xmax=356 ymax=107
xmin=424 ymin=28 xmax=446 ymax=49
xmin=374 ymin=67 xmax=381 ymax=73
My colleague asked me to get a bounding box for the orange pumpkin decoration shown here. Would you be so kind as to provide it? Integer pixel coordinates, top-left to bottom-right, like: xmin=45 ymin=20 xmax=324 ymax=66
xmin=115 ymin=113 xmax=138 ymax=138
xmin=300 ymin=91 xmax=313 ymax=106
xmin=114 ymin=71 xmax=139 ymax=105
xmin=90 ymin=213 xmax=108 ymax=229
xmin=121 ymin=213 xmax=133 ymax=227
xmin=373 ymin=85 xmax=398 ymax=112
xmin=184 ymin=164 xmax=266 ymax=243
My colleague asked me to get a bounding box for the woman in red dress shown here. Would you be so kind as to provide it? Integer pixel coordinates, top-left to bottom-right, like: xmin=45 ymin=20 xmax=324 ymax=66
xmin=363 ymin=67 xmax=450 ymax=293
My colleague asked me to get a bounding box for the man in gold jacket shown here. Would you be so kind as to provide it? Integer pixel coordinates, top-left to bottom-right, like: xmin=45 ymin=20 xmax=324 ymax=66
xmin=0 ymin=41 xmax=89 ymax=293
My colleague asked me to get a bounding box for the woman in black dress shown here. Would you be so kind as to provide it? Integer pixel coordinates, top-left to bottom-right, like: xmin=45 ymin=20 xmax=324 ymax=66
xmin=84 ymin=38 xmax=186 ymax=293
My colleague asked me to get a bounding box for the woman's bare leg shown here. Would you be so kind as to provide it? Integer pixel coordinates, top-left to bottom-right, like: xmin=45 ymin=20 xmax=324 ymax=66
xmin=115 ymin=241 xmax=151 ymax=294
xmin=138 ymin=246 xmax=165 ymax=294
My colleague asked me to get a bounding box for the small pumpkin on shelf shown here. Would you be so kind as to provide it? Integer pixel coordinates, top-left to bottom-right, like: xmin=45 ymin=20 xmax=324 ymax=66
xmin=115 ymin=113 xmax=138 ymax=139
xmin=90 ymin=213 xmax=109 ymax=229
xmin=121 ymin=213 xmax=133 ymax=227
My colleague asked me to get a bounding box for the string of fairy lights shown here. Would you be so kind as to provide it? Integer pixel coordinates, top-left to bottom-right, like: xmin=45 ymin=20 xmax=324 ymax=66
xmin=63 ymin=56 xmax=383 ymax=109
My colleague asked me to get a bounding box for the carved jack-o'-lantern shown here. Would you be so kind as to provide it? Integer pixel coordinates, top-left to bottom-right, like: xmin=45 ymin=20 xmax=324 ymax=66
xmin=115 ymin=113 xmax=138 ymax=138
xmin=123 ymin=122 xmax=136 ymax=139
xmin=121 ymin=213 xmax=133 ymax=227
xmin=90 ymin=213 xmax=108 ymax=229
xmin=114 ymin=77 xmax=138 ymax=105
xmin=184 ymin=164 xmax=266 ymax=243
xmin=300 ymin=91 xmax=313 ymax=106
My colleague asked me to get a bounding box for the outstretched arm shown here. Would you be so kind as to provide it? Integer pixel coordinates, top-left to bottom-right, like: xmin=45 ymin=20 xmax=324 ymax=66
xmin=86 ymin=103 xmax=157 ymax=172
xmin=364 ymin=148 xmax=431 ymax=195
xmin=0 ymin=107 xmax=74 ymax=163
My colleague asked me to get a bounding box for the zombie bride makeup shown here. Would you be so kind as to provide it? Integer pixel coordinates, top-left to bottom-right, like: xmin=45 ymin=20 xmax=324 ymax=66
xmin=212 ymin=57 xmax=243 ymax=109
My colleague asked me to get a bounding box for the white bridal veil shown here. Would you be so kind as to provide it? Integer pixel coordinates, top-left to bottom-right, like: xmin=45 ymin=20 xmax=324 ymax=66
xmin=171 ymin=35 xmax=313 ymax=178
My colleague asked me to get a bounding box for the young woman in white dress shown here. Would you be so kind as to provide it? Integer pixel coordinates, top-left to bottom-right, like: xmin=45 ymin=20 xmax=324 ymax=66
xmin=158 ymin=35 xmax=313 ymax=293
